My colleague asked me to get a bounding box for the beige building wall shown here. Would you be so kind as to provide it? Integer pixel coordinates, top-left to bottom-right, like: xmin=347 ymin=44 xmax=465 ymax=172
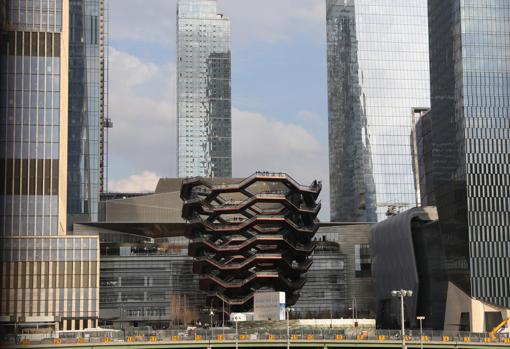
xmin=444 ymin=282 xmax=510 ymax=333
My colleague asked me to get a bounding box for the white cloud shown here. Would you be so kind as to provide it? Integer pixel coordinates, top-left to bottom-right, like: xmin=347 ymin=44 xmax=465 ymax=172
xmin=107 ymin=48 xmax=177 ymax=183
xmin=232 ymin=108 xmax=330 ymax=220
xmin=109 ymin=0 xmax=326 ymax=47
xmin=109 ymin=171 xmax=160 ymax=193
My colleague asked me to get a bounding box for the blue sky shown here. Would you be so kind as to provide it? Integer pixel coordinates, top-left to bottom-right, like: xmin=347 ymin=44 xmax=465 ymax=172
xmin=107 ymin=0 xmax=330 ymax=219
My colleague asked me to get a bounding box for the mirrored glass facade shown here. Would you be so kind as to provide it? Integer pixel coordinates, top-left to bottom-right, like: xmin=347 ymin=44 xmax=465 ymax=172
xmin=177 ymin=0 xmax=231 ymax=178
xmin=428 ymin=0 xmax=510 ymax=308
xmin=67 ymin=0 xmax=102 ymax=227
xmin=327 ymin=0 xmax=431 ymax=222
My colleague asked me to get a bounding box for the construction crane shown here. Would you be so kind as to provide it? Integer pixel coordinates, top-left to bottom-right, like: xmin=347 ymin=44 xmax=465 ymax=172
xmin=489 ymin=317 xmax=510 ymax=339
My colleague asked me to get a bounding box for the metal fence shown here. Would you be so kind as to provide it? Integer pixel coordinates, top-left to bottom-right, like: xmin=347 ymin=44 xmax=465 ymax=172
xmin=5 ymin=327 xmax=510 ymax=346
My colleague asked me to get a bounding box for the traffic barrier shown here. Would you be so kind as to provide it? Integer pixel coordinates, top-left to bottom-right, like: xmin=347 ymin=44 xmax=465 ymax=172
xmin=195 ymin=335 xmax=203 ymax=341
xmin=307 ymin=335 xmax=315 ymax=340
xmin=216 ymin=335 xmax=225 ymax=340
xmin=503 ymin=338 xmax=510 ymax=344
xmin=404 ymin=335 xmax=411 ymax=341
xmin=268 ymin=335 xmax=276 ymax=340
xmin=127 ymin=336 xmax=136 ymax=342
xmin=463 ymin=337 xmax=471 ymax=342
xmin=171 ymin=335 xmax=179 ymax=341
xmin=103 ymin=337 xmax=112 ymax=343
xmin=291 ymin=335 xmax=300 ymax=340
xmin=21 ymin=339 xmax=30 ymax=345
xmin=149 ymin=336 xmax=158 ymax=342
xmin=335 ymin=335 xmax=345 ymax=340
xmin=239 ymin=335 xmax=247 ymax=340
xmin=421 ymin=335 xmax=430 ymax=341
xmin=78 ymin=338 xmax=87 ymax=343
xmin=483 ymin=337 xmax=491 ymax=343
xmin=442 ymin=336 xmax=450 ymax=342
xmin=53 ymin=338 xmax=61 ymax=345
xmin=378 ymin=335 xmax=386 ymax=341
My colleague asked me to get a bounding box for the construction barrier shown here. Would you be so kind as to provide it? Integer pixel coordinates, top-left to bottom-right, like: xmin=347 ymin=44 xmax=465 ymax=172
xmin=483 ymin=338 xmax=491 ymax=343
xmin=268 ymin=335 xmax=276 ymax=340
xmin=53 ymin=339 xmax=61 ymax=345
xmin=195 ymin=335 xmax=203 ymax=341
xmin=442 ymin=336 xmax=450 ymax=342
xmin=307 ymin=335 xmax=315 ymax=340
xmin=335 ymin=335 xmax=345 ymax=340
xmin=127 ymin=336 xmax=136 ymax=342
xmin=78 ymin=338 xmax=87 ymax=343
xmin=378 ymin=335 xmax=386 ymax=341
xmin=103 ymin=337 xmax=112 ymax=343
xmin=171 ymin=335 xmax=180 ymax=341
xmin=239 ymin=335 xmax=247 ymax=340
xmin=503 ymin=338 xmax=510 ymax=344
xmin=421 ymin=336 xmax=430 ymax=341
xmin=463 ymin=337 xmax=471 ymax=342
xmin=149 ymin=336 xmax=158 ymax=342
xmin=216 ymin=335 xmax=225 ymax=340
xmin=21 ymin=339 xmax=30 ymax=345
xmin=357 ymin=334 xmax=367 ymax=340
xmin=404 ymin=335 xmax=411 ymax=341
xmin=291 ymin=335 xmax=300 ymax=340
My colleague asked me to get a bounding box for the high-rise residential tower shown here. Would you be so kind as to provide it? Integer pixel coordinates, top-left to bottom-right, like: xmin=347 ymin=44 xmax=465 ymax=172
xmin=177 ymin=0 xmax=231 ymax=178
xmin=0 ymin=0 xmax=99 ymax=331
xmin=67 ymin=0 xmax=104 ymax=227
xmin=327 ymin=0 xmax=431 ymax=222
xmin=428 ymin=0 xmax=510 ymax=322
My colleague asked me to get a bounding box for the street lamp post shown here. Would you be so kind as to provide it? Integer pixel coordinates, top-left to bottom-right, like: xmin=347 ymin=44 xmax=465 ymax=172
xmin=286 ymin=307 xmax=293 ymax=349
xmin=417 ymin=316 xmax=425 ymax=349
xmin=391 ymin=290 xmax=413 ymax=349
xmin=209 ymin=308 xmax=214 ymax=339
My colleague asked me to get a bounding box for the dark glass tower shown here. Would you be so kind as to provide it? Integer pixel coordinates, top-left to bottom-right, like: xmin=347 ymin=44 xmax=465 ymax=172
xmin=428 ymin=0 xmax=510 ymax=308
xmin=67 ymin=0 xmax=103 ymax=227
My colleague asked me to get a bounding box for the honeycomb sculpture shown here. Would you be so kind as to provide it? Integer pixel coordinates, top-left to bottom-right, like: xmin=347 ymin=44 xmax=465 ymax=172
xmin=181 ymin=172 xmax=321 ymax=312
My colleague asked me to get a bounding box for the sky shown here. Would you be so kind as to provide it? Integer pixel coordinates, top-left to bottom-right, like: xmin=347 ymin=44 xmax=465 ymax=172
xmin=107 ymin=0 xmax=330 ymax=220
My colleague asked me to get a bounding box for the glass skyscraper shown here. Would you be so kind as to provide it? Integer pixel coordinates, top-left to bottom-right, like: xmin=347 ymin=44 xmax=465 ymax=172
xmin=67 ymin=0 xmax=102 ymax=227
xmin=177 ymin=0 xmax=231 ymax=178
xmin=0 ymin=0 xmax=100 ymax=331
xmin=428 ymin=0 xmax=510 ymax=310
xmin=327 ymin=0 xmax=431 ymax=222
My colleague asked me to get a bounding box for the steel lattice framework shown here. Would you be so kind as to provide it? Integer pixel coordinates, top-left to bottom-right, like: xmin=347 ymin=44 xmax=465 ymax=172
xmin=181 ymin=172 xmax=322 ymax=312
